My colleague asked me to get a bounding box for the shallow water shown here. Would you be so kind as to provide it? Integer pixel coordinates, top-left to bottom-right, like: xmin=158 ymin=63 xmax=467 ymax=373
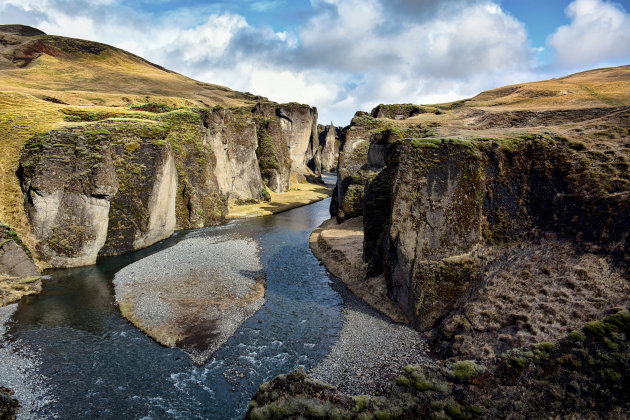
xmin=0 ymin=186 xmax=343 ymax=419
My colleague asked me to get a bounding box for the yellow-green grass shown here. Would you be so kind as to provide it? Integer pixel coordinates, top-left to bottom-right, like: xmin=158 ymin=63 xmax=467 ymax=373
xmin=228 ymin=182 xmax=332 ymax=219
xmin=0 ymin=31 xmax=260 ymax=260
xmin=0 ymin=274 xmax=41 ymax=306
xmin=0 ymin=91 xmax=69 ymax=258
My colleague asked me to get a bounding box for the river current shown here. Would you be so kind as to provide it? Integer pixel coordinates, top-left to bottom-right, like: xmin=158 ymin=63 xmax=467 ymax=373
xmin=0 ymin=187 xmax=343 ymax=419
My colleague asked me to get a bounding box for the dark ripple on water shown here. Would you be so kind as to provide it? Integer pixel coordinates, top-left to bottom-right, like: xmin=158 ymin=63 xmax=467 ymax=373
xmin=0 ymin=197 xmax=343 ymax=419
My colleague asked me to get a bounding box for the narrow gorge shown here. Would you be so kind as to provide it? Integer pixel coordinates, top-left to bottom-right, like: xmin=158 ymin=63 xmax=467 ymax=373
xmin=0 ymin=22 xmax=629 ymax=420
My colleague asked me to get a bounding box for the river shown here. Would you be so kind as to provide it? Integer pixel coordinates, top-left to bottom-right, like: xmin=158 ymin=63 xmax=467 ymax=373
xmin=0 ymin=186 xmax=343 ymax=419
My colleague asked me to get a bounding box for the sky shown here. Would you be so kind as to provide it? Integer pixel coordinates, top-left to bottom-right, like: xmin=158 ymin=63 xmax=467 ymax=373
xmin=2 ymin=0 xmax=630 ymax=125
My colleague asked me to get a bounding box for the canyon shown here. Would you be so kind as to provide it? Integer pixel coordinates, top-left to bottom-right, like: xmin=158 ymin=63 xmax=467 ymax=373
xmin=0 ymin=23 xmax=629 ymax=420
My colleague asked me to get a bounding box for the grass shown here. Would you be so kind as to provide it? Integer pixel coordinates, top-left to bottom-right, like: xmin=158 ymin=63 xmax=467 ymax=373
xmin=0 ymin=30 xmax=261 ymax=252
xmin=227 ymin=181 xmax=332 ymax=219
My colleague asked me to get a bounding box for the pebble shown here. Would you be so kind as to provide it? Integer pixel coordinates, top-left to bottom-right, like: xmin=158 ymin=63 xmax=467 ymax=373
xmin=309 ymin=277 xmax=434 ymax=395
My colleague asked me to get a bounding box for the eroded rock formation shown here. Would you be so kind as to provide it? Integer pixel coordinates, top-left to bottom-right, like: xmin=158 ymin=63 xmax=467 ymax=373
xmin=17 ymin=104 xmax=322 ymax=267
xmin=253 ymin=102 xmax=321 ymax=191
xmin=318 ymin=123 xmax=341 ymax=172
xmin=202 ymin=108 xmax=265 ymax=203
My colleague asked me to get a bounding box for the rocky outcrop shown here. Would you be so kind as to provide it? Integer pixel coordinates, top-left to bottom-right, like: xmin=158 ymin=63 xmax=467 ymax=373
xmin=0 ymin=225 xmax=40 ymax=306
xmin=362 ymin=135 xmax=630 ymax=357
xmin=371 ymin=103 xmax=423 ymax=120
xmin=202 ymin=108 xmax=265 ymax=203
xmin=330 ymin=112 xmax=378 ymax=221
xmin=16 ymin=104 xmax=322 ymax=267
xmin=247 ymin=309 xmax=630 ymax=419
xmin=17 ymin=112 xmax=218 ymax=266
xmin=331 ymin=113 xmax=438 ymax=222
xmin=253 ymin=102 xmax=320 ymax=191
xmin=318 ymin=123 xmax=341 ymax=172
xmin=17 ymin=122 xmax=121 ymax=266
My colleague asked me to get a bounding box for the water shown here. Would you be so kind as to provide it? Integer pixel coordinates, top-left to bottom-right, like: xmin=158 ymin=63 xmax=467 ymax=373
xmin=0 ymin=190 xmax=343 ymax=419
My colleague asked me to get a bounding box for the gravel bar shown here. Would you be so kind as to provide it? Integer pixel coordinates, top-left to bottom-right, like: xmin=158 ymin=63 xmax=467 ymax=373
xmin=114 ymin=236 xmax=265 ymax=365
xmin=309 ymin=277 xmax=434 ymax=395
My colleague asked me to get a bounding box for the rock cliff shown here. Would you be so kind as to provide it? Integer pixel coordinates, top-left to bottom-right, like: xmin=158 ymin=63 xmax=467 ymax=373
xmin=202 ymin=108 xmax=265 ymax=203
xmin=15 ymin=104 xmax=322 ymax=267
xmin=0 ymin=225 xmax=40 ymax=306
xmin=363 ymin=135 xmax=630 ymax=357
xmin=0 ymin=25 xmax=326 ymax=269
xmin=318 ymin=123 xmax=341 ymax=172
xmin=253 ymin=102 xmax=321 ymax=191
xmin=327 ymin=66 xmax=630 ymax=359
xmin=331 ymin=112 xmax=438 ymax=222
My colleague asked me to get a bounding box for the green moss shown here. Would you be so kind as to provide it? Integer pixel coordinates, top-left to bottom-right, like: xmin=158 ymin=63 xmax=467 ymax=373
xmin=568 ymin=330 xmax=586 ymax=342
xmin=124 ymin=142 xmax=140 ymax=153
xmin=568 ymin=141 xmax=586 ymax=151
xmin=256 ymin=130 xmax=279 ymax=171
xmin=260 ymin=187 xmax=271 ymax=202
xmin=412 ymin=138 xmax=441 ymax=149
xmin=450 ymin=361 xmax=485 ymax=383
xmin=374 ymin=410 xmax=392 ymax=420
xmin=396 ymin=376 xmax=411 ymax=387
xmin=353 ymin=395 xmax=371 ymax=412
xmin=444 ymin=399 xmax=469 ymax=420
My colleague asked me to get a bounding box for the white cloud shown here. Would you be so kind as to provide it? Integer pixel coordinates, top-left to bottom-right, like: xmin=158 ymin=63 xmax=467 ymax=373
xmin=548 ymin=0 xmax=630 ymax=68
xmin=0 ymin=0 xmax=547 ymax=125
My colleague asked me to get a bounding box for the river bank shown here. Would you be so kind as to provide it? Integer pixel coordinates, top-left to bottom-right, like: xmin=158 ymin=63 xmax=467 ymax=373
xmin=309 ymin=275 xmax=432 ymax=395
xmin=307 ymin=216 xmax=433 ymax=394
xmin=309 ymin=217 xmax=406 ymax=323
xmin=228 ymin=180 xmax=332 ymax=219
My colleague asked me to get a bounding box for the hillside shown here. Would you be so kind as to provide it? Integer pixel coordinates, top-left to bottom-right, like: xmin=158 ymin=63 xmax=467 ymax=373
xmin=0 ymin=25 xmax=326 ymax=282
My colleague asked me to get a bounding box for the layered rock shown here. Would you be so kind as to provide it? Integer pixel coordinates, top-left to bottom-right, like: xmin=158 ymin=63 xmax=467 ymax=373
xmin=331 ymin=112 xmax=437 ymax=222
xmin=330 ymin=112 xmax=377 ymax=221
xmin=16 ymin=104 xmax=322 ymax=267
xmin=18 ymin=122 xmax=121 ymax=266
xmin=318 ymin=123 xmax=341 ymax=172
xmin=17 ymin=112 xmax=220 ymax=266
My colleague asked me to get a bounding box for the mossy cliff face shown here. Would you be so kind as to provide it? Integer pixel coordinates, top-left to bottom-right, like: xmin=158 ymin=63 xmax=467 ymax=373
xmin=331 ymin=111 xmax=439 ymax=222
xmin=246 ymin=309 xmax=630 ymax=419
xmin=18 ymin=122 xmax=121 ymax=266
xmin=18 ymin=118 xmax=178 ymax=265
xmin=362 ymin=135 xmax=630 ymax=355
xmin=364 ymin=140 xmax=485 ymax=330
xmin=15 ymin=103 xmax=323 ymax=267
xmin=201 ymin=107 xmax=264 ymax=203
xmin=331 ymin=112 xmax=380 ymax=222
xmin=253 ymin=102 xmax=321 ymax=191
xmin=318 ymin=123 xmax=341 ymax=173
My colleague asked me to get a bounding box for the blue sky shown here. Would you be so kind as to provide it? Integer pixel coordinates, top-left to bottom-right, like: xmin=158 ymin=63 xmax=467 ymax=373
xmin=2 ymin=0 xmax=630 ymax=124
